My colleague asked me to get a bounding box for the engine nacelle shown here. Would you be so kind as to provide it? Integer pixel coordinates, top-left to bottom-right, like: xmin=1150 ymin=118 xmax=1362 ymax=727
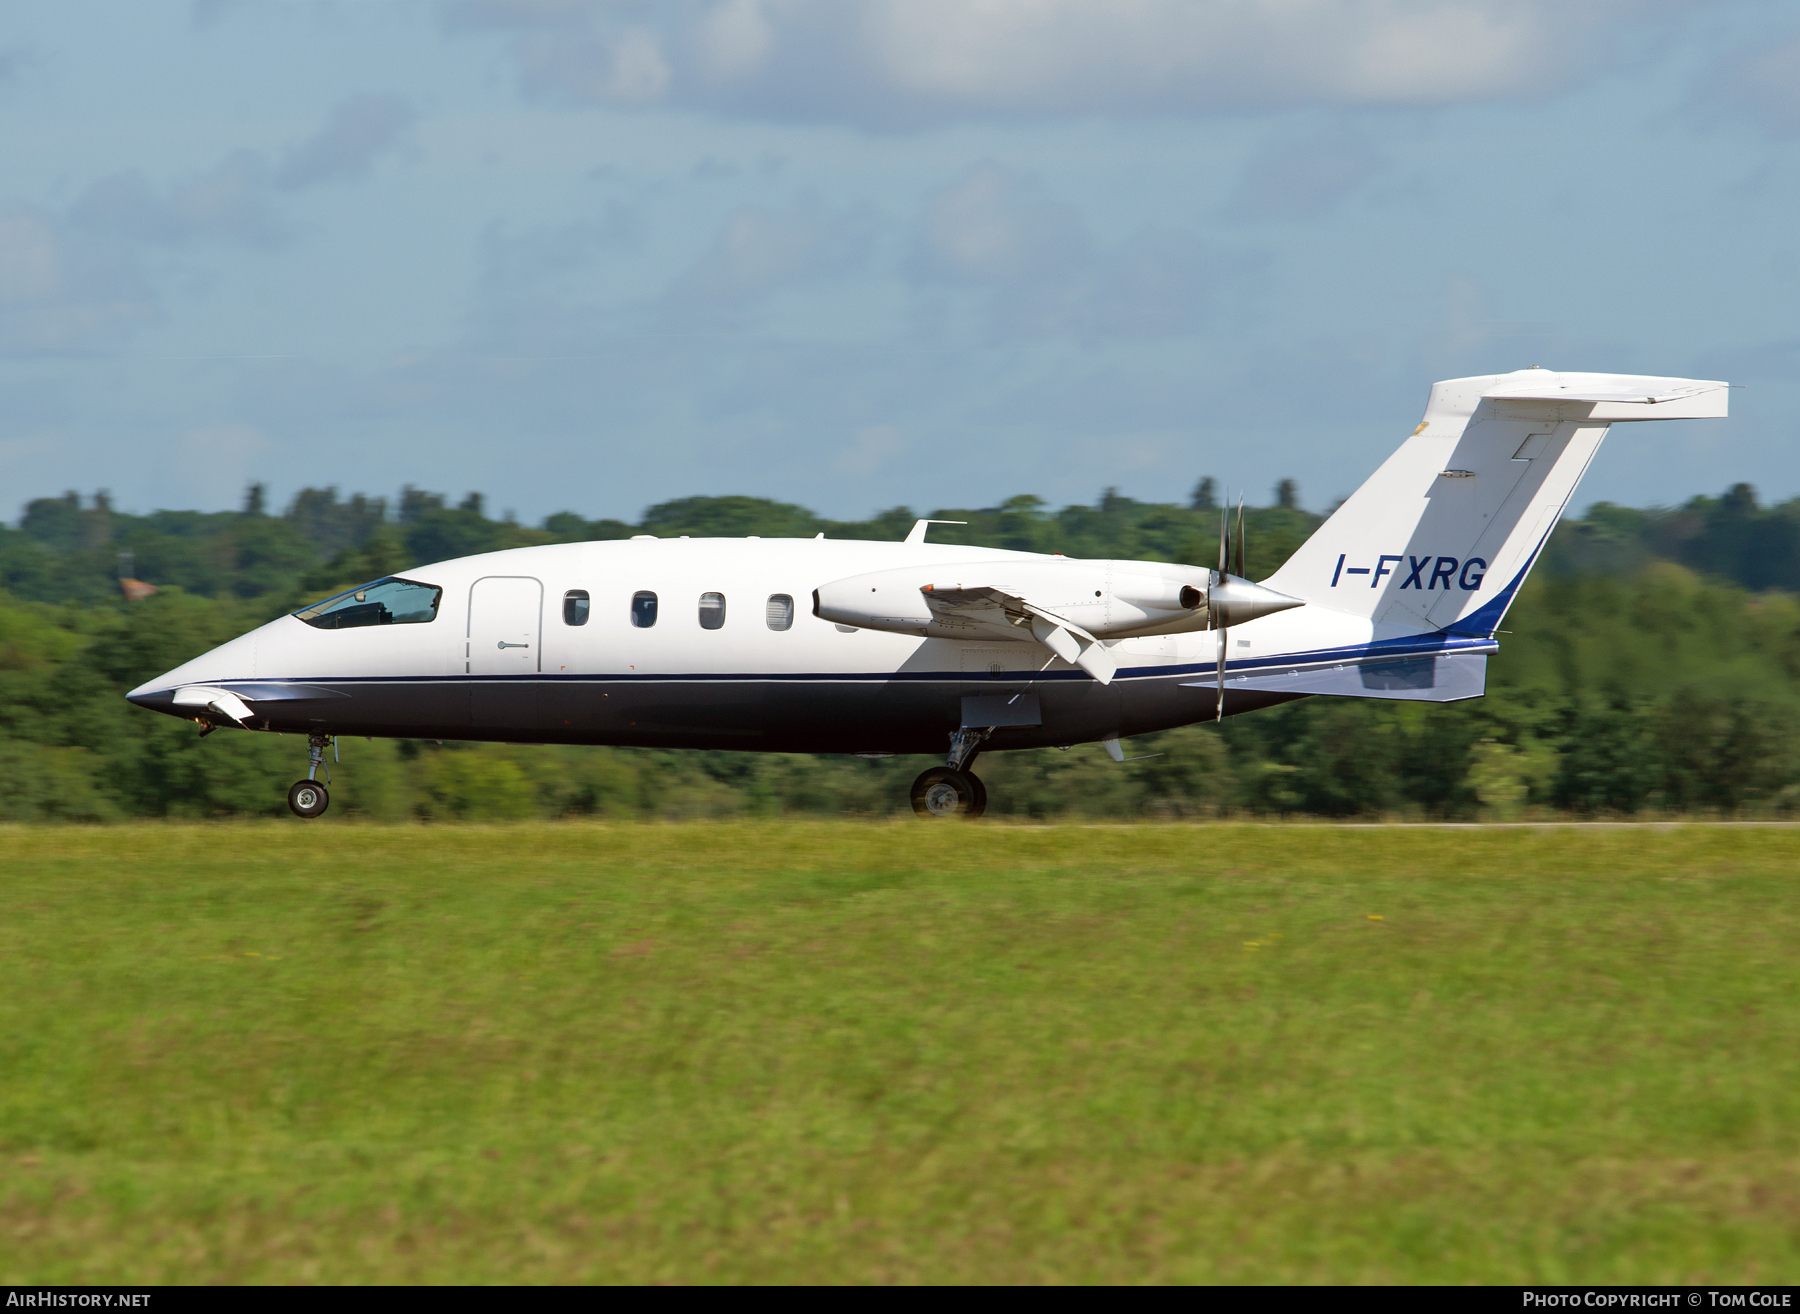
xmin=814 ymin=558 xmax=1221 ymax=640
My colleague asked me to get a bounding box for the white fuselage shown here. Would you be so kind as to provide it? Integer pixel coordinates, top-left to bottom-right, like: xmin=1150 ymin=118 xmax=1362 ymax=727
xmin=128 ymin=536 xmax=1405 ymax=755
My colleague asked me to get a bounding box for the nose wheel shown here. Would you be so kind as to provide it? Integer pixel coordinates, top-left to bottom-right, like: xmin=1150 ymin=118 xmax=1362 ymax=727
xmin=287 ymin=733 xmax=335 ymax=818
xmin=910 ymin=767 xmax=986 ymax=819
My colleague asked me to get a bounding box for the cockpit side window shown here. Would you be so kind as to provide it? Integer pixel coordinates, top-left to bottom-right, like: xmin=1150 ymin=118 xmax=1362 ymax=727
xmin=294 ymin=577 xmax=442 ymax=630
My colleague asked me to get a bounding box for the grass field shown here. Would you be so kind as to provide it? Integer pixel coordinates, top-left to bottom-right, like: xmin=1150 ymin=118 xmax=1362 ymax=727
xmin=3 ymin=822 xmax=1798 ymax=1284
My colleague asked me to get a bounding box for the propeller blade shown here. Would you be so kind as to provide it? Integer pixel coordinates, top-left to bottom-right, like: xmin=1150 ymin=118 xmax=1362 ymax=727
xmin=1216 ymin=501 xmax=1230 ymax=721
xmin=1215 ymin=629 xmax=1227 ymax=722
xmin=1235 ymin=494 xmax=1245 ymax=579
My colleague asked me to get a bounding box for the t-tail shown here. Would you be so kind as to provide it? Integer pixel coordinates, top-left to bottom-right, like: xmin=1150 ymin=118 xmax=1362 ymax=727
xmin=1261 ymin=368 xmax=1729 ymax=639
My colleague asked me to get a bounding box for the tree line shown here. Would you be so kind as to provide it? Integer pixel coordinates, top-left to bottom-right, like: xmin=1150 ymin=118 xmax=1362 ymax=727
xmin=3 ymin=479 xmax=1799 ymax=821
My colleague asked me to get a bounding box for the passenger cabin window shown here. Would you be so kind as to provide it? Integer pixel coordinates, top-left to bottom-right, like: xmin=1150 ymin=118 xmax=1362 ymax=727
xmin=766 ymin=594 xmax=794 ymax=631
xmin=699 ymin=592 xmax=726 ymax=630
xmin=294 ymin=577 xmax=441 ymax=630
xmin=564 ymin=590 xmax=590 ymax=626
xmin=631 ymin=591 xmax=658 ymax=628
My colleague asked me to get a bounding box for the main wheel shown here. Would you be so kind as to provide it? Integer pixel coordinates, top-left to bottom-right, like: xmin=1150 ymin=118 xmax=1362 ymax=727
xmin=287 ymin=779 xmax=330 ymax=819
xmin=910 ymin=767 xmax=979 ymax=818
xmin=966 ymin=771 xmax=988 ymax=819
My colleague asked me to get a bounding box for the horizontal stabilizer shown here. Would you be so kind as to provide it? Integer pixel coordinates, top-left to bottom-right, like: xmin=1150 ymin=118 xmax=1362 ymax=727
xmin=1485 ymin=382 xmax=1725 ymax=407
xmin=1182 ymin=653 xmax=1487 ymax=703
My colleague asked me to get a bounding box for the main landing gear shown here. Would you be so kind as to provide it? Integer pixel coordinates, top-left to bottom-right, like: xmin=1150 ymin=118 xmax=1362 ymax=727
xmin=287 ymin=733 xmax=334 ymax=819
xmin=910 ymin=767 xmax=987 ymax=818
xmin=911 ymin=727 xmax=990 ymax=819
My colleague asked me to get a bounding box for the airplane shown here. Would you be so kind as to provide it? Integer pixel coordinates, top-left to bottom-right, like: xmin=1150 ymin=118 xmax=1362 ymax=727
xmin=126 ymin=368 xmax=1728 ymax=819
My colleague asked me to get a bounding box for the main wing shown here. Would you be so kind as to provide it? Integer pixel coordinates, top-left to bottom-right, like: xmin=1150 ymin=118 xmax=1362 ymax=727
xmin=921 ymin=585 xmax=1119 ymax=684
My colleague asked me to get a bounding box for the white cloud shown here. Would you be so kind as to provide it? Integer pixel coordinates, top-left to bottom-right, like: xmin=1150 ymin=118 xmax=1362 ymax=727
xmin=664 ymin=202 xmax=876 ymax=305
xmin=0 ymin=95 xmax=414 ymax=358
xmin=1700 ymin=33 xmax=1800 ymax=138
xmin=477 ymin=210 xmax=637 ymax=295
xmin=1223 ymin=126 xmax=1390 ymax=222
xmin=466 ymin=9 xmax=674 ymax=106
xmin=276 ymin=93 xmax=414 ymax=189
xmin=190 ymin=0 xmax=247 ymax=26
xmin=446 ymin=0 xmax=1679 ymax=124
xmin=0 ymin=430 xmax=60 ymax=484
xmin=908 ymin=162 xmax=1257 ymax=341
xmin=910 ymin=161 xmax=1087 ymax=285
xmin=69 ymin=152 xmax=285 ymax=249
xmin=830 ymin=423 xmax=904 ymax=477
xmin=65 ymin=95 xmax=412 ymax=254
xmin=0 ymin=202 xmax=156 ymax=356
xmin=175 ymin=423 xmax=278 ymax=508
xmin=698 ymin=0 xmax=775 ymax=77
xmin=1697 ymin=337 xmax=1800 ymax=384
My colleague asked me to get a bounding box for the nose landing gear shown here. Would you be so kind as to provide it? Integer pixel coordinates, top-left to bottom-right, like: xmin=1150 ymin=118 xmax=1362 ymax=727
xmin=287 ymin=733 xmax=335 ymax=819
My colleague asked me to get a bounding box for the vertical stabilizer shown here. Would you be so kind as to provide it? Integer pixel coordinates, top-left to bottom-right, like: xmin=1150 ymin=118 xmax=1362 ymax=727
xmin=1261 ymin=369 xmax=1727 ymax=637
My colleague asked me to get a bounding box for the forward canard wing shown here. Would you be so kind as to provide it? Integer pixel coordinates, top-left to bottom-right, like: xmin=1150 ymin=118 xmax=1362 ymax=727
xmin=171 ymin=684 xmax=257 ymax=728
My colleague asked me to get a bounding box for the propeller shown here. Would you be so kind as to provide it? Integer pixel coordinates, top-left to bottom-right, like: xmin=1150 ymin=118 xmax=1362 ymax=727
xmin=1214 ymin=494 xmax=1250 ymax=722
xmin=1216 ymin=499 xmax=1231 ymax=721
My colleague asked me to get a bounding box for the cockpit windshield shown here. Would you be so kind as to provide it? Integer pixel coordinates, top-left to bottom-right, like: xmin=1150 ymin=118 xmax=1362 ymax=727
xmin=294 ymin=577 xmax=442 ymax=630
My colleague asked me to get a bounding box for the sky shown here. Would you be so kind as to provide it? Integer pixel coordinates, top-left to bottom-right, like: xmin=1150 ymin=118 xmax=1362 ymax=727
xmin=1 ymin=1 xmax=1797 ymax=525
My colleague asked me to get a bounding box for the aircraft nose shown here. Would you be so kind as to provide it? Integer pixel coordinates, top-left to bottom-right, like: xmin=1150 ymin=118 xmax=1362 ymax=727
xmin=122 ymin=626 xmax=263 ymax=719
xmin=125 ymin=678 xmax=181 ymax=718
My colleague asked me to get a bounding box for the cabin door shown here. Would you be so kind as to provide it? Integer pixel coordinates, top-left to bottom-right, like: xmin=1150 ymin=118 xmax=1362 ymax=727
xmin=468 ymin=575 xmax=542 ymax=730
